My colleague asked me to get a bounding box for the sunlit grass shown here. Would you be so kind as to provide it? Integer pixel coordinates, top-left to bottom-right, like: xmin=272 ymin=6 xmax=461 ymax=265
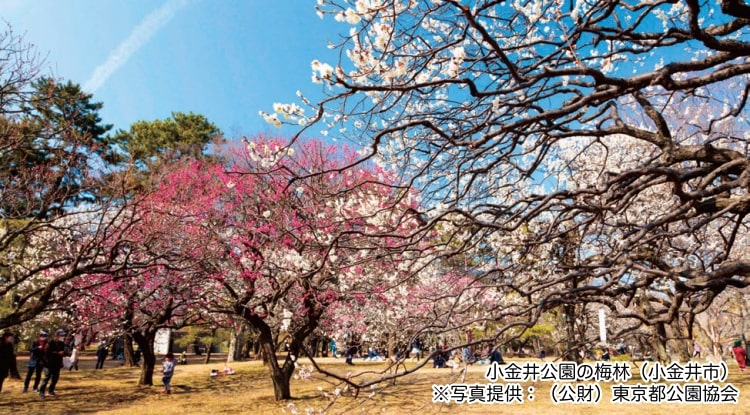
xmin=1 ymin=354 xmax=748 ymax=414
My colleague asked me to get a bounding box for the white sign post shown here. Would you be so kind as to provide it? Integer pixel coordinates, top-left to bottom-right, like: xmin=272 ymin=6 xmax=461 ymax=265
xmin=154 ymin=328 xmax=171 ymax=355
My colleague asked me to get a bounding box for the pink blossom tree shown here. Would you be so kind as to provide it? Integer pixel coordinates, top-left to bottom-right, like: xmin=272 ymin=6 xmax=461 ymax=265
xmin=101 ymin=135 xmax=420 ymax=399
xmin=207 ymin=137 xmax=427 ymax=400
xmin=68 ymin=161 xmax=228 ymax=385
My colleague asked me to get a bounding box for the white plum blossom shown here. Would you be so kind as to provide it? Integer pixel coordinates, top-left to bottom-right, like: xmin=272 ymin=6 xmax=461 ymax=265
xmin=259 ymin=110 xmax=282 ymax=128
xmin=356 ymin=0 xmax=384 ymax=15
xmin=372 ymin=23 xmax=392 ymax=51
xmin=446 ymin=46 xmax=466 ymax=78
xmin=311 ymin=60 xmax=335 ymax=83
xmin=334 ymin=9 xmax=361 ymax=24
xmin=345 ymin=8 xmax=361 ymax=24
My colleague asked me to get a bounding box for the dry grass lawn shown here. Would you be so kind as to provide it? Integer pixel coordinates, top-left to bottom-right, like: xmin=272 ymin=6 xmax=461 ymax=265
xmin=0 ymin=352 xmax=748 ymax=414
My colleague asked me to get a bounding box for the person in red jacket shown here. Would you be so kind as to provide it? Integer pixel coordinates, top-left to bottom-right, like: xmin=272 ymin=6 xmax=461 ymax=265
xmin=732 ymin=340 xmax=747 ymax=373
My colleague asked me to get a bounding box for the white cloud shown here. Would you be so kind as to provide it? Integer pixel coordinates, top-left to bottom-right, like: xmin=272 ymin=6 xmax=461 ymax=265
xmin=83 ymin=0 xmax=189 ymax=93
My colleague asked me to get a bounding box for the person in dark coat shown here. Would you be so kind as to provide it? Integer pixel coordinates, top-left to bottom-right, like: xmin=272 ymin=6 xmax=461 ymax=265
xmin=432 ymin=347 xmax=448 ymax=368
xmin=38 ymin=329 xmax=68 ymax=398
xmin=344 ymin=327 xmax=359 ymax=365
xmin=489 ymin=345 xmax=505 ymax=365
xmin=0 ymin=331 xmax=16 ymax=392
xmin=95 ymin=342 xmax=108 ymax=370
xmin=23 ymin=330 xmax=48 ymax=392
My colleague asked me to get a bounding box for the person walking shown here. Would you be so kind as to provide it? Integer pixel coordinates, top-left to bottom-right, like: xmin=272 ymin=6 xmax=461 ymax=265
xmin=410 ymin=338 xmax=422 ymax=361
xmin=344 ymin=328 xmax=357 ymax=366
xmin=732 ymin=340 xmax=747 ymax=373
xmin=693 ymin=342 xmax=701 ymax=359
xmin=0 ymin=332 xmax=16 ymax=392
xmin=95 ymin=342 xmax=108 ymax=369
xmin=161 ymin=352 xmax=176 ymax=394
xmin=329 ymin=339 xmax=337 ymax=358
xmin=23 ymin=330 xmax=48 ymax=393
xmin=39 ymin=329 xmax=68 ymax=398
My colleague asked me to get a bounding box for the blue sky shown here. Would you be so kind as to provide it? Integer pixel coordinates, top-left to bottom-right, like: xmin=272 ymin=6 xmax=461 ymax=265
xmin=1 ymin=0 xmax=342 ymax=139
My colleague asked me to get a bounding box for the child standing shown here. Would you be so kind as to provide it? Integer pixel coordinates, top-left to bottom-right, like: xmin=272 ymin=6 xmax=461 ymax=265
xmin=161 ymin=352 xmax=175 ymax=394
xmin=68 ymin=347 xmax=79 ymax=371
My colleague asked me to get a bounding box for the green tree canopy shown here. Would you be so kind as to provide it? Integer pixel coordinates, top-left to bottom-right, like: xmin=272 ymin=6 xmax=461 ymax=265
xmin=1 ymin=76 xmax=114 ymax=218
xmin=109 ymin=112 xmax=224 ymax=195
xmin=114 ymin=111 xmax=223 ymax=170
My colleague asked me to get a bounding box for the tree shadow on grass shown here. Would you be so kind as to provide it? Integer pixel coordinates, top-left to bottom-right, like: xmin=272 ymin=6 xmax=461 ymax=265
xmin=0 ymin=383 xmax=153 ymax=415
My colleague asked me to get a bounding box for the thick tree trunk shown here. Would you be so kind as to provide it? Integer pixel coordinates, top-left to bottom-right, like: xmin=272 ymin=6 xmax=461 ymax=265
xmin=260 ymin=343 xmax=269 ymax=365
xmin=133 ymin=331 xmax=157 ymax=386
xmin=228 ymin=326 xmax=249 ymax=362
xmin=247 ymin=336 xmax=257 ymax=360
xmin=271 ymin=369 xmax=292 ymax=400
xmin=139 ymin=350 xmax=156 ymax=386
xmin=243 ymin=314 xmax=298 ymax=400
xmin=653 ymin=323 xmax=670 ymax=363
xmin=563 ymin=304 xmax=581 ymax=363
xmin=639 ymin=296 xmax=669 ymax=362
xmin=203 ymin=327 xmax=216 ymax=364
xmin=123 ymin=334 xmax=136 ymax=367
xmin=227 ymin=328 xmax=240 ymax=363
xmin=237 ymin=292 xmax=325 ymax=401
xmin=670 ymin=319 xmax=691 ymax=362
xmin=203 ymin=342 xmax=213 ymax=364
xmin=259 ymin=338 xmax=294 ymax=400
xmin=559 ymin=234 xmax=582 ymax=363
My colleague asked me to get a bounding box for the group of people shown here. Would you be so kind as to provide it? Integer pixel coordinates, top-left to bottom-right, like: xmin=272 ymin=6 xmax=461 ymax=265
xmin=0 ymin=328 xmax=116 ymax=398
xmin=0 ymin=328 xmax=178 ymax=396
xmin=335 ymin=332 xmax=511 ymax=369
xmin=427 ymin=343 xmax=506 ymax=370
xmin=17 ymin=329 xmax=70 ymax=398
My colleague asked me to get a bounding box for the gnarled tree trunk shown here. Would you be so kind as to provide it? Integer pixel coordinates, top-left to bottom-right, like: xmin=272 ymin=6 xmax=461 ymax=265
xmin=240 ymin=299 xmax=324 ymax=400
xmin=133 ymin=330 xmax=158 ymax=386
xmin=123 ymin=334 xmax=137 ymax=366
